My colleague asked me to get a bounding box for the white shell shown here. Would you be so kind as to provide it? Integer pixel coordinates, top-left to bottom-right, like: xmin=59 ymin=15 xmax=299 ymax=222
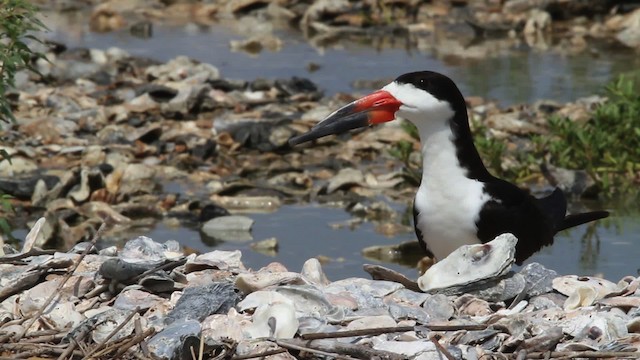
xmin=418 ymin=233 xmax=517 ymax=292
xmin=246 ymin=302 xmax=299 ymax=339
xmin=564 ymin=285 xmax=598 ymax=310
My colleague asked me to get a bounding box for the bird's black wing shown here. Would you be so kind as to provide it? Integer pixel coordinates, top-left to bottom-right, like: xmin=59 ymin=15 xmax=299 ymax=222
xmin=479 ymin=180 xmax=556 ymax=264
xmin=534 ymin=188 xmax=567 ymax=231
xmin=536 ymin=188 xmax=609 ymax=232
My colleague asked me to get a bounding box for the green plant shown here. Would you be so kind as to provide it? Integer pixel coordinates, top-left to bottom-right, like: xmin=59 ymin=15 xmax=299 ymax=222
xmin=1 ymin=0 xmax=47 ymax=123
xmin=0 ymin=0 xmax=47 ymax=240
xmin=388 ymin=121 xmax=421 ymax=185
xmin=535 ymin=75 xmax=640 ymax=196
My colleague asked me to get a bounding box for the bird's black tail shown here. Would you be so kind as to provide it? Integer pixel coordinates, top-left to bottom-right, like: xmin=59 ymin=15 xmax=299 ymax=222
xmin=556 ymin=210 xmax=610 ymax=232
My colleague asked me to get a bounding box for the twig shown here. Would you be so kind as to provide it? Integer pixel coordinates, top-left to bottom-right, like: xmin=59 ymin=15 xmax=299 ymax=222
xmin=283 ymin=339 xmax=405 ymax=360
xmin=0 ymin=249 xmax=57 ymax=263
xmin=524 ymin=351 xmax=640 ymax=359
xmin=82 ymin=284 xmax=109 ymax=299
xmin=231 ymin=348 xmax=288 ymax=360
xmin=197 ymin=331 xmax=204 ymax=360
xmin=81 ymin=307 xmax=139 ymax=360
xmin=16 ymin=223 xmax=108 ymax=340
xmin=130 ymin=258 xmax=188 ymax=283
xmin=134 ymin=317 xmax=150 ymax=358
xmin=57 ymin=325 xmax=91 ymax=360
xmin=429 ymin=333 xmax=455 ymax=360
xmin=301 ymin=324 xmax=486 ymax=340
xmin=275 ymin=339 xmax=353 ymax=360
xmin=111 ymin=327 xmax=156 ymax=359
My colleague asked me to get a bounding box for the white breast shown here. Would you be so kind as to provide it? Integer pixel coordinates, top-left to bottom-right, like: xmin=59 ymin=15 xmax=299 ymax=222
xmin=413 ymin=125 xmax=490 ymax=261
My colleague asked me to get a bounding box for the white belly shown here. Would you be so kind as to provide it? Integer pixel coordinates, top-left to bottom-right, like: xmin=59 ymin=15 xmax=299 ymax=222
xmin=414 ymin=172 xmax=489 ymax=261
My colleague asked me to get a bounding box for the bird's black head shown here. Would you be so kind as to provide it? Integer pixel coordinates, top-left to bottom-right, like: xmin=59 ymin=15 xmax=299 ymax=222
xmin=393 ymin=71 xmax=467 ymax=113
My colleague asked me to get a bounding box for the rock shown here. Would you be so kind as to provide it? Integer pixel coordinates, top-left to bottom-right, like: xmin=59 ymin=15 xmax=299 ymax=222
xmin=165 ymin=282 xmax=239 ymax=325
xmin=201 ymin=215 xmax=254 ymax=242
xmin=519 ymin=262 xmax=557 ymax=297
xmin=148 ymin=320 xmax=201 ymax=360
xmin=146 ymin=56 xmax=220 ymax=82
xmin=615 ymin=8 xmax=640 ymax=48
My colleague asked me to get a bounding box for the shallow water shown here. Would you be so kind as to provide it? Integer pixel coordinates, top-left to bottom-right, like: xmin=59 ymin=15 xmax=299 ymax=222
xmin=36 ymin=14 xmax=640 ymax=281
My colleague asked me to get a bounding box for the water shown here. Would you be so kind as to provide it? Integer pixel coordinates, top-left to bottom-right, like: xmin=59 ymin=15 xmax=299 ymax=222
xmin=35 ymin=13 xmax=640 ymax=281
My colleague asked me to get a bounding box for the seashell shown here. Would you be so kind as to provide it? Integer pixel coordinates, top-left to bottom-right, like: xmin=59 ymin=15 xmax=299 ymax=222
xmin=457 ymin=296 xmax=494 ymax=317
xmin=372 ymin=337 xmax=436 ymax=358
xmin=325 ymin=278 xmax=403 ymax=309
xmin=346 ymin=315 xmax=396 ymax=331
xmin=325 ymin=168 xmax=365 ymax=194
xmin=139 ymin=272 xmax=178 ymax=293
xmin=184 ymin=250 xmax=244 ymax=272
xmin=627 ymin=316 xmax=640 ymax=333
xmin=552 ymin=275 xmax=620 ymax=299
xmin=202 ymin=310 xmax=247 ymax=343
xmin=598 ymin=296 xmax=640 ymax=309
xmin=561 ymin=310 xmax=629 ymax=343
xmin=564 ymin=285 xmax=598 ymax=310
xmin=388 ymin=302 xmax=431 ymax=323
xmin=418 ymin=233 xmax=517 ymax=292
xmin=237 ymin=291 xmax=294 ymax=312
xmin=235 ymin=271 xmax=307 ymax=294
xmin=120 ymin=236 xmax=182 ymax=264
xmin=246 ymin=302 xmax=299 ymax=339
xmin=114 ymin=289 xmax=165 ymax=311
xmin=300 ymin=258 xmax=330 ymax=286
xmin=22 ymin=217 xmax=46 ymax=253
xmin=276 ymin=285 xmax=344 ymax=321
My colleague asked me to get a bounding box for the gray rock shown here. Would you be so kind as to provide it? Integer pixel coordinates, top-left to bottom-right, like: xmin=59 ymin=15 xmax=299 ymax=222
xmin=165 ymin=282 xmax=238 ymax=325
xmin=201 ymin=215 xmax=254 ymax=242
xmin=422 ymin=294 xmax=455 ymax=321
xmin=519 ymin=262 xmax=557 ymax=297
xmin=148 ymin=320 xmax=201 ymax=360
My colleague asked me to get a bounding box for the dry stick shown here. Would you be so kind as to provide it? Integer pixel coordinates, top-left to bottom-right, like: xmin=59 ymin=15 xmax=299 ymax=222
xmin=0 ymin=343 xmax=84 ymax=358
xmin=525 ymin=351 xmax=640 ymax=359
xmin=301 ymin=324 xmax=486 ymax=340
xmin=16 ymin=222 xmax=109 ymax=341
xmin=57 ymin=325 xmax=92 ymax=360
xmin=275 ymin=339 xmax=354 ymax=360
xmin=81 ymin=307 xmax=139 ymax=360
xmin=428 ymin=333 xmax=456 ymax=360
xmin=285 ymin=338 xmax=405 ymax=360
xmin=134 ymin=317 xmax=150 ymax=358
xmin=130 ymin=257 xmax=188 ymax=283
xmin=197 ymin=331 xmax=205 ymax=360
xmin=230 ymin=348 xmax=289 ymax=360
xmin=111 ymin=327 xmax=156 ymax=359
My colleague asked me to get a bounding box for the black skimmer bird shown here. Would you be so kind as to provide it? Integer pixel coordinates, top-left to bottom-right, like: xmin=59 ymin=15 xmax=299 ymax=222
xmin=289 ymin=71 xmax=609 ymax=265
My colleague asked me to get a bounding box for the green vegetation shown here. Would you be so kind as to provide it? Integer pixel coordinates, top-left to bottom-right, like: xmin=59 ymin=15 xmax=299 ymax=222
xmin=534 ymin=75 xmax=640 ymax=196
xmin=389 ymin=74 xmax=640 ymax=197
xmin=0 ymin=0 xmax=47 ymax=240
xmin=1 ymin=0 xmax=47 ymax=123
xmin=388 ymin=121 xmax=421 ymax=186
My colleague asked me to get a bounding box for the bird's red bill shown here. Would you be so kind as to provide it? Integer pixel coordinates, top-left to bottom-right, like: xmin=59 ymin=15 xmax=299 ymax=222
xmin=288 ymin=90 xmax=402 ymax=146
